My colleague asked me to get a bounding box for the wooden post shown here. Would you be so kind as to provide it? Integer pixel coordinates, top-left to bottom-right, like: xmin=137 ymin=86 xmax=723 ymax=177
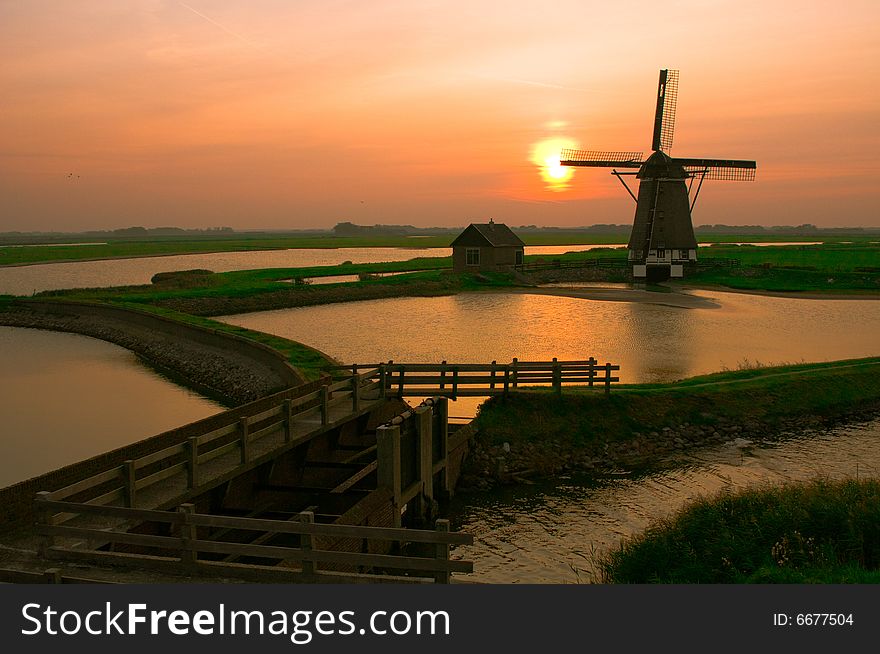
xmin=503 ymin=365 xmax=510 ymax=397
xmin=187 ymin=436 xmax=199 ymax=489
xmin=452 ymin=367 xmax=459 ymax=399
xmin=44 ymin=568 xmax=63 ymax=584
xmin=283 ymin=399 xmax=293 ymax=443
xmin=376 ymin=425 xmax=402 ymax=528
xmin=434 ymin=519 xmax=451 ymax=584
xmin=439 ymin=360 xmax=447 ymax=391
xmin=553 ymin=357 xmax=561 ymax=396
xmin=123 ymin=460 xmax=136 ymax=508
xmin=351 ymin=374 xmax=360 ymax=413
xmin=239 ymin=417 xmax=250 ymax=464
xmin=34 ymin=491 xmax=54 ymax=557
xmin=512 ymin=357 xmax=519 ymax=388
xmin=587 ymin=356 xmax=597 ymax=388
xmin=299 ymin=511 xmax=315 ymax=577
xmin=490 ymin=360 xmax=497 ymax=391
xmin=605 ymin=362 xmax=612 ymax=396
xmin=415 ymin=406 xmax=434 ymax=519
xmin=379 ymin=365 xmax=386 ymax=399
xmin=397 ymin=365 xmax=405 ymax=398
xmin=320 ymin=385 xmax=329 ymax=426
xmin=179 ymin=503 xmax=197 ymax=566
xmin=436 ymin=397 xmax=451 ymax=495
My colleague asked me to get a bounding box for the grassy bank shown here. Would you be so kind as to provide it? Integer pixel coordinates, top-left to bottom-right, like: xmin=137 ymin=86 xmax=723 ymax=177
xmin=3 ymin=298 xmax=338 ymax=382
xmin=599 ymin=479 xmax=880 ymax=583
xmin=34 ymin=264 xmax=522 ymax=316
xmin=475 ymin=357 xmax=880 ymax=450
xmin=4 ymin=231 xmax=874 ymax=267
xmin=7 ymin=242 xmax=877 ymax=319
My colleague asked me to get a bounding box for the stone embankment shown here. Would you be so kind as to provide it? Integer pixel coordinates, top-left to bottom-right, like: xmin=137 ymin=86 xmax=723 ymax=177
xmin=0 ymin=302 xmax=303 ymax=405
xmin=458 ymin=405 xmax=880 ymax=491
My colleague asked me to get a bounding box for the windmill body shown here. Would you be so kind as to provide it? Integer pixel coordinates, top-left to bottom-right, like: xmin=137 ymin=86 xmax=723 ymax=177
xmin=561 ymin=70 xmax=756 ymax=281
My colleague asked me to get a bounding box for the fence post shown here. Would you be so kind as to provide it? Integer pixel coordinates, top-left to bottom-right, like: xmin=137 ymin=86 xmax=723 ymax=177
xmin=553 ymin=357 xmax=561 ymax=396
xmin=503 ymin=365 xmax=510 ymax=397
xmin=179 ymin=503 xmax=197 ymax=566
xmin=379 ymin=365 xmax=386 ymax=399
xmin=605 ymin=362 xmax=612 ymax=396
xmin=434 ymin=519 xmax=451 ymax=584
xmin=239 ymin=417 xmax=250 ymax=464
xmin=512 ymin=357 xmax=519 ymax=388
xmin=415 ymin=405 xmax=434 ymax=519
xmin=376 ymin=425 xmax=402 ymax=528
xmin=452 ymin=367 xmax=459 ymax=399
xmin=187 ymin=436 xmax=199 ymax=489
xmin=123 ymin=460 xmax=136 ymax=508
xmin=436 ymin=397 xmax=451 ymax=495
xmin=43 ymin=568 xmax=63 ymax=584
xmin=397 ymin=365 xmax=406 ymax=398
xmin=299 ymin=511 xmax=316 ymax=577
xmin=351 ymin=374 xmax=360 ymax=413
xmin=320 ymin=385 xmax=329 ymax=426
xmin=283 ymin=399 xmax=293 ymax=443
xmin=490 ymin=360 xmax=497 ymax=391
xmin=439 ymin=360 xmax=447 ymax=391
xmin=587 ymin=356 xmax=597 ymax=388
xmin=34 ymin=491 xmax=54 ymax=558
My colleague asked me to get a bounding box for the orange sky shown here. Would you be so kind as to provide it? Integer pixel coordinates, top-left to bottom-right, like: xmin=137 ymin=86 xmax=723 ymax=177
xmin=1 ymin=0 xmax=878 ymax=231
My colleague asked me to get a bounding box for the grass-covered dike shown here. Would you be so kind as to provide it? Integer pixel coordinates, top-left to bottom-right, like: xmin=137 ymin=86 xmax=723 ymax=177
xmin=599 ymin=478 xmax=880 ymax=583
xmin=462 ymin=358 xmax=880 ymax=487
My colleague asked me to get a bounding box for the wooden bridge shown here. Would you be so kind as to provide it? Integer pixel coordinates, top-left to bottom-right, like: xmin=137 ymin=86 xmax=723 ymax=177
xmin=31 ymin=357 xmax=619 ymax=584
xmin=331 ymin=358 xmax=620 ymax=397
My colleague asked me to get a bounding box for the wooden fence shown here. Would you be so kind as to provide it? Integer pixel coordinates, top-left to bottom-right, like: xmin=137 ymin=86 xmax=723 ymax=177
xmin=514 ymin=257 xmax=629 ymax=272
xmin=331 ymin=358 xmax=620 ymax=397
xmin=37 ymin=368 xmax=387 ymax=511
xmin=513 ymin=256 xmax=740 ymax=273
xmin=34 ymin=499 xmax=471 ymax=583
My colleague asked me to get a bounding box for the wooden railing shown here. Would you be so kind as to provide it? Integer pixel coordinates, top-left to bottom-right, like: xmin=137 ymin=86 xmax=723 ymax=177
xmin=331 ymin=358 xmax=620 ymax=397
xmin=514 ymin=257 xmax=629 ymax=272
xmin=34 ymin=499 xmax=472 ymax=583
xmin=39 ymin=369 xmax=386 ymax=510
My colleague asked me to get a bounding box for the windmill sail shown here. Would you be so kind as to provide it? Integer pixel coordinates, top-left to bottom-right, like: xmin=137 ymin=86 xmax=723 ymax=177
xmin=559 ymin=149 xmax=643 ymax=168
xmin=676 ymin=157 xmax=757 ymax=181
xmin=651 ymin=69 xmax=678 ymax=153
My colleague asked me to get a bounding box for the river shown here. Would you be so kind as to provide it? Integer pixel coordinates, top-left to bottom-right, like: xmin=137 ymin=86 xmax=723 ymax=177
xmin=0 ymin=326 xmax=222 ymax=488
xmin=447 ymin=418 xmax=880 ymax=583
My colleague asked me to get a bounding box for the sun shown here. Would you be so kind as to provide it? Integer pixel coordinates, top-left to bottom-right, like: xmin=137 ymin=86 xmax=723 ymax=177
xmin=530 ymin=137 xmax=577 ymax=191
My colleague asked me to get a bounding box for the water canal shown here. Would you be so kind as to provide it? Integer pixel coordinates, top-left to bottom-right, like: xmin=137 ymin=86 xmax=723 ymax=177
xmin=447 ymin=418 xmax=880 ymax=583
xmin=219 ymin=290 xmax=880 ymax=386
xmin=0 ymin=326 xmax=222 ymax=487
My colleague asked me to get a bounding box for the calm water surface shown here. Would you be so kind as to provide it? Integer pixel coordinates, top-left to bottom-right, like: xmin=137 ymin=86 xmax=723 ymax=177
xmin=448 ymin=419 xmax=880 ymax=583
xmin=0 ymin=245 xmax=616 ymax=295
xmin=219 ymin=290 xmax=880 ymax=384
xmin=0 ymin=327 xmax=222 ymax=487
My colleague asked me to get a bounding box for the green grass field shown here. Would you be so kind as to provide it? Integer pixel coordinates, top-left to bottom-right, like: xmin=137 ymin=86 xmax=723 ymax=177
xmin=599 ymin=478 xmax=880 ymax=583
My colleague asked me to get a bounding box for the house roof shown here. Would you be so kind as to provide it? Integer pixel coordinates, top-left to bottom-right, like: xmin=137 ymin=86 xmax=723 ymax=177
xmin=450 ymin=222 xmax=525 ymax=248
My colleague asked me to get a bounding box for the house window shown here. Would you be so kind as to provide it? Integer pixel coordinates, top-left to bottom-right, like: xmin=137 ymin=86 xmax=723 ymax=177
xmin=465 ymin=248 xmax=480 ymax=266
xmin=657 ymin=248 xmax=666 ymax=259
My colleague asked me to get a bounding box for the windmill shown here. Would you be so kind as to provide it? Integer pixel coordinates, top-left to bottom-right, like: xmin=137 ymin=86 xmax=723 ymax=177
xmin=560 ymin=70 xmax=756 ymax=281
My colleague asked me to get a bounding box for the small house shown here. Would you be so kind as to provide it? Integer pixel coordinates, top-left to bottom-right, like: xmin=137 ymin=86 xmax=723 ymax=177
xmin=450 ymin=221 xmax=525 ymax=273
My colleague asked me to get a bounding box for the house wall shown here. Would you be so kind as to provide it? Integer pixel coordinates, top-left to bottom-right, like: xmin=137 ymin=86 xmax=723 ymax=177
xmin=452 ymin=246 xmax=524 ymax=272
